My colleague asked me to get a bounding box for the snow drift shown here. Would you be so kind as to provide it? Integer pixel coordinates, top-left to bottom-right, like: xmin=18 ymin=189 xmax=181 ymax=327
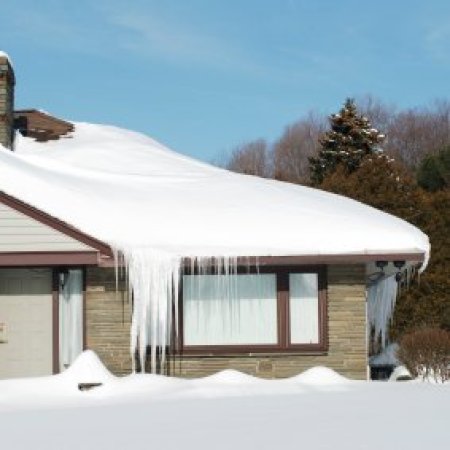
xmin=0 ymin=351 xmax=448 ymax=450
xmin=0 ymin=123 xmax=430 ymax=369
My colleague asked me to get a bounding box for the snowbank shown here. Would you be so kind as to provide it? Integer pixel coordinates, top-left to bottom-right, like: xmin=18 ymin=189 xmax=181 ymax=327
xmin=0 ymin=352 xmax=448 ymax=450
xmin=60 ymin=350 xmax=115 ymax=384
xmin=0 ymin=351 xmax=352 ymax=410
xmin=292 ymin=366 xmax=351 ymax=385
xmin=389 ymin=365 xmax=413 ymax=381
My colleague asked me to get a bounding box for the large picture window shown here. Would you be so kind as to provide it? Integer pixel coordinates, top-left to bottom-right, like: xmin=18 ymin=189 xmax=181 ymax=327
xmin=183 ymin=274 xmax=277 ymax=345
xmin=180 ymin=266 xmax=327 ymax=353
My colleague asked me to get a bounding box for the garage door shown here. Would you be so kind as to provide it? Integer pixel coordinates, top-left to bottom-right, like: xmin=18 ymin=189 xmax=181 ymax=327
xmin=0 ymin=268 xmax=53 ymax=379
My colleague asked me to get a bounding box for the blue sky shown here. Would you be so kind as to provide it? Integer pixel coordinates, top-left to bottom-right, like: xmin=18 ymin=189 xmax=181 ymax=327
xmin=1 ymin=0 xmax=449 ymax=162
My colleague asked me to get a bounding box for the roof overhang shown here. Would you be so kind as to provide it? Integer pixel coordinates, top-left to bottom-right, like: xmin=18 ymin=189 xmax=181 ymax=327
xmin=0 ymin=192 xmax=425 ymax=269
xmin=98 ymin=252 xmax=425 ymax=268
xmin=236 ymin=253 xmax=425 ymax=266
xmin=0 ymin=251 xmax=102 ymax=266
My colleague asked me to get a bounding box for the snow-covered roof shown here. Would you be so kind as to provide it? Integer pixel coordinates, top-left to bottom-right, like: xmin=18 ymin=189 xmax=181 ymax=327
xmin=0 ymin=123 xmax=429 ymax=261
xmin=0 ymin=121 xmax=430 ymax=369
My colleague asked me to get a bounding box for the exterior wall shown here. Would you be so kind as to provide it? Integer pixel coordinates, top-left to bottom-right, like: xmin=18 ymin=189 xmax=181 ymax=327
xmin=0 ymin=55 xmax=14 ymax=150
xmin=0 ymin=268 xmax=53 ymax=379
xmin=0 ymin=202 xmax=95 ymax=252
xmin=85 ymin=267 xmax=132 ymax=375
xmin=176 ymin=265 xmax=367 ymax=380
xmin=85 ymin=264 xmax=368 ymax=380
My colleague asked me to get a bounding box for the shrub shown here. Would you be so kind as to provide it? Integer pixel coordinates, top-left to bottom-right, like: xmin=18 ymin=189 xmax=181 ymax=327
xmin=397 ymin=327 xmax=450 ymax=382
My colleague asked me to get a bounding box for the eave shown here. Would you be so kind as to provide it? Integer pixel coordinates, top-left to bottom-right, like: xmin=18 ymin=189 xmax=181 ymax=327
xmin=0 ymin=192 xmax=425 ymax=269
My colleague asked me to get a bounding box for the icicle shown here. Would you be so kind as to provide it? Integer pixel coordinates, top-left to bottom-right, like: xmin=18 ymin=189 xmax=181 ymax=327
xmin=113 ymin=248 xmax=119 ymax=303
xmin=118 ymin=247 xmax=181 ymax=374
xmin=419 ymin=247 xmax=430 ymax=274
xmin=367 ymin=275 xmax=398 ymax=347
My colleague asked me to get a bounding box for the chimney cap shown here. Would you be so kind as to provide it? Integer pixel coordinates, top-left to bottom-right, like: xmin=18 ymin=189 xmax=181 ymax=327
xmin=0 ymin=50 xmax=12 ymax=64
xmin=0 ymin=51 xmax=15 ymax=84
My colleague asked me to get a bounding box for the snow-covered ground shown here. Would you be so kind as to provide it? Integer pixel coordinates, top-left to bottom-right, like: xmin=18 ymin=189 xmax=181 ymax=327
xmin=0 ymin=351 xmax=448 ymax=450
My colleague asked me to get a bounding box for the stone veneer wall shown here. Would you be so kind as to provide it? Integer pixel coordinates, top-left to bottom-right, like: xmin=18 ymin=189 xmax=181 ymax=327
xmin=85 ymin=264 xmax=368 ymax=379
xmin=0 ymin=56 xmax=14 ymax=150
xmin=85 ymin=267 xmax=132 ymax=375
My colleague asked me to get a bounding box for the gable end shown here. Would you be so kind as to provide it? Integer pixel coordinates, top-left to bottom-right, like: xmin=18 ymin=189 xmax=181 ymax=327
xmin=0 ymin=191 xmax=112 ymax=257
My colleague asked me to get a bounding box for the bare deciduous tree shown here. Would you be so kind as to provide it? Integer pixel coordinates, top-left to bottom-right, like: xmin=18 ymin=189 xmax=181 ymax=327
xmin=273 ymin=112 xmax=325 ymax=183
xmin=356 ymin=95 xmax=396 ymax=133
xmin=219 ymin=96 xmax=450 ymax=180
xmin=357 ymin=96 xmax=450 ymax=169
xmin=226 ymin=139 xmax=272 ymax=177
xmin=386 ymin=103 xmax=450 ymax=168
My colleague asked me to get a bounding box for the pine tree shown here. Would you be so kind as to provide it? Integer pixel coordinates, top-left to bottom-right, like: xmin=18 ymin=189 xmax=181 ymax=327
xmin=319 ymin=153 xmax=450 ymax=340
xmin=417 ymin=146 xmax=450 ymax=192
xmin=309 ymin=98 xmax=386 ymax=184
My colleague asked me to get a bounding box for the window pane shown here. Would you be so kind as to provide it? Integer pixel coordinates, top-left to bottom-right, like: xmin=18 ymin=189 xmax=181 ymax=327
xmin=289 ymin=273 xmax=319 ymax=344
xmin=183 ymin=274 xmax=277 ymax=345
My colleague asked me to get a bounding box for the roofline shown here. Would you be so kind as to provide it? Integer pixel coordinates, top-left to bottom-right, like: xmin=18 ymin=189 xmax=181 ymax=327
xmin=98 ymin=252 xmax=425 ymax=268
xmin=238 ymin=254 xmax=425 ymax=266
xmin=0 ymin=191 xmax=113 ymax=258
xmin=0 ymin=251 xmax=101 ymax=266
xmin=0 ymin=193 xmax=425 ymax=268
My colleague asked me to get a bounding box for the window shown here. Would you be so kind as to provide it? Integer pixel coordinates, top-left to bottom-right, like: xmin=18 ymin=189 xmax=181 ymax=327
xmin=180 ymin=266 xmax=327 ymax=353
xmin=289 ymin=273 xmax=319 ymax=344
xmin=183 ymin=274 xmax=278 ymax=346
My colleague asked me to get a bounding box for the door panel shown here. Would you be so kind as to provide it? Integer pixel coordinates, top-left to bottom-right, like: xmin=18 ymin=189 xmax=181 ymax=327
xmin=0 ymin=269 xmax=53 ymax=379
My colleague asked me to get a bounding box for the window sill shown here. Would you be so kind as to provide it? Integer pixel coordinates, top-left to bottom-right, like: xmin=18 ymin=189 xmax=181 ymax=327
xmin=178 ymin=348 xmax=328 ymax=358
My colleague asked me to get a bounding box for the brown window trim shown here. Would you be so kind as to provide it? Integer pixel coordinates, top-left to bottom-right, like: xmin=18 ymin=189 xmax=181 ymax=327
xmin=178 ymin=265 xmax=328 ymax=356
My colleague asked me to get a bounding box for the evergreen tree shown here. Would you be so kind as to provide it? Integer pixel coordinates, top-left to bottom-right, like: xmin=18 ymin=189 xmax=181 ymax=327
xmin=417 ymin=146 xmax=450 ymax=192
xmin=309 ymin=98 xmax=386 ymax=184
xmin=320 ymin=154 xmax=450 ymax=339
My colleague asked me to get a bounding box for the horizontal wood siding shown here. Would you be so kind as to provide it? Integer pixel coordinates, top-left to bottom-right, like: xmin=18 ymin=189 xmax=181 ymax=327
xmin=86 ymin=264 xmax=368 ymax=380
xmin=0 ymin=203 xmax=94 ymax=252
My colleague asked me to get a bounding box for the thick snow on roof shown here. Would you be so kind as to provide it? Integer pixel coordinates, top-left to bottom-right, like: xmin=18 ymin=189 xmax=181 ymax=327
xmin=1 ymin=122 xmax=429 ymax=259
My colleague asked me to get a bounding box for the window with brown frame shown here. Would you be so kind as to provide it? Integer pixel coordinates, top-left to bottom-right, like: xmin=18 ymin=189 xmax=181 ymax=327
xmin=179 ymin=266 xmax=327 ymax=354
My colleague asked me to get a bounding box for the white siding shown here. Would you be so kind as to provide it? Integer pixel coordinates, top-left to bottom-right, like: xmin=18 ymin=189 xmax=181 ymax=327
xmin=0 ymin=203 xmax=94 ymax=252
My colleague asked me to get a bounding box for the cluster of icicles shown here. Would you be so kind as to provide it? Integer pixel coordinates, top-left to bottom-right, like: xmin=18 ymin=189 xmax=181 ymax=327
xmin=366 ymin=266 xmax=415 ymax=346
xmin=113 ymin=247 xmax=251 ymax=373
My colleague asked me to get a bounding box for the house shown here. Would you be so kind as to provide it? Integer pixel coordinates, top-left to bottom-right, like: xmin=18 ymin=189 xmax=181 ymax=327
xmin=0 ymin=52 xmax=429 ymax=380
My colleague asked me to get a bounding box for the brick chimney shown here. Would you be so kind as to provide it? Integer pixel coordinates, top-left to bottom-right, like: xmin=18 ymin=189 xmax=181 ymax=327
xmin=0 ymin=52 xmax=15 ymax=150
